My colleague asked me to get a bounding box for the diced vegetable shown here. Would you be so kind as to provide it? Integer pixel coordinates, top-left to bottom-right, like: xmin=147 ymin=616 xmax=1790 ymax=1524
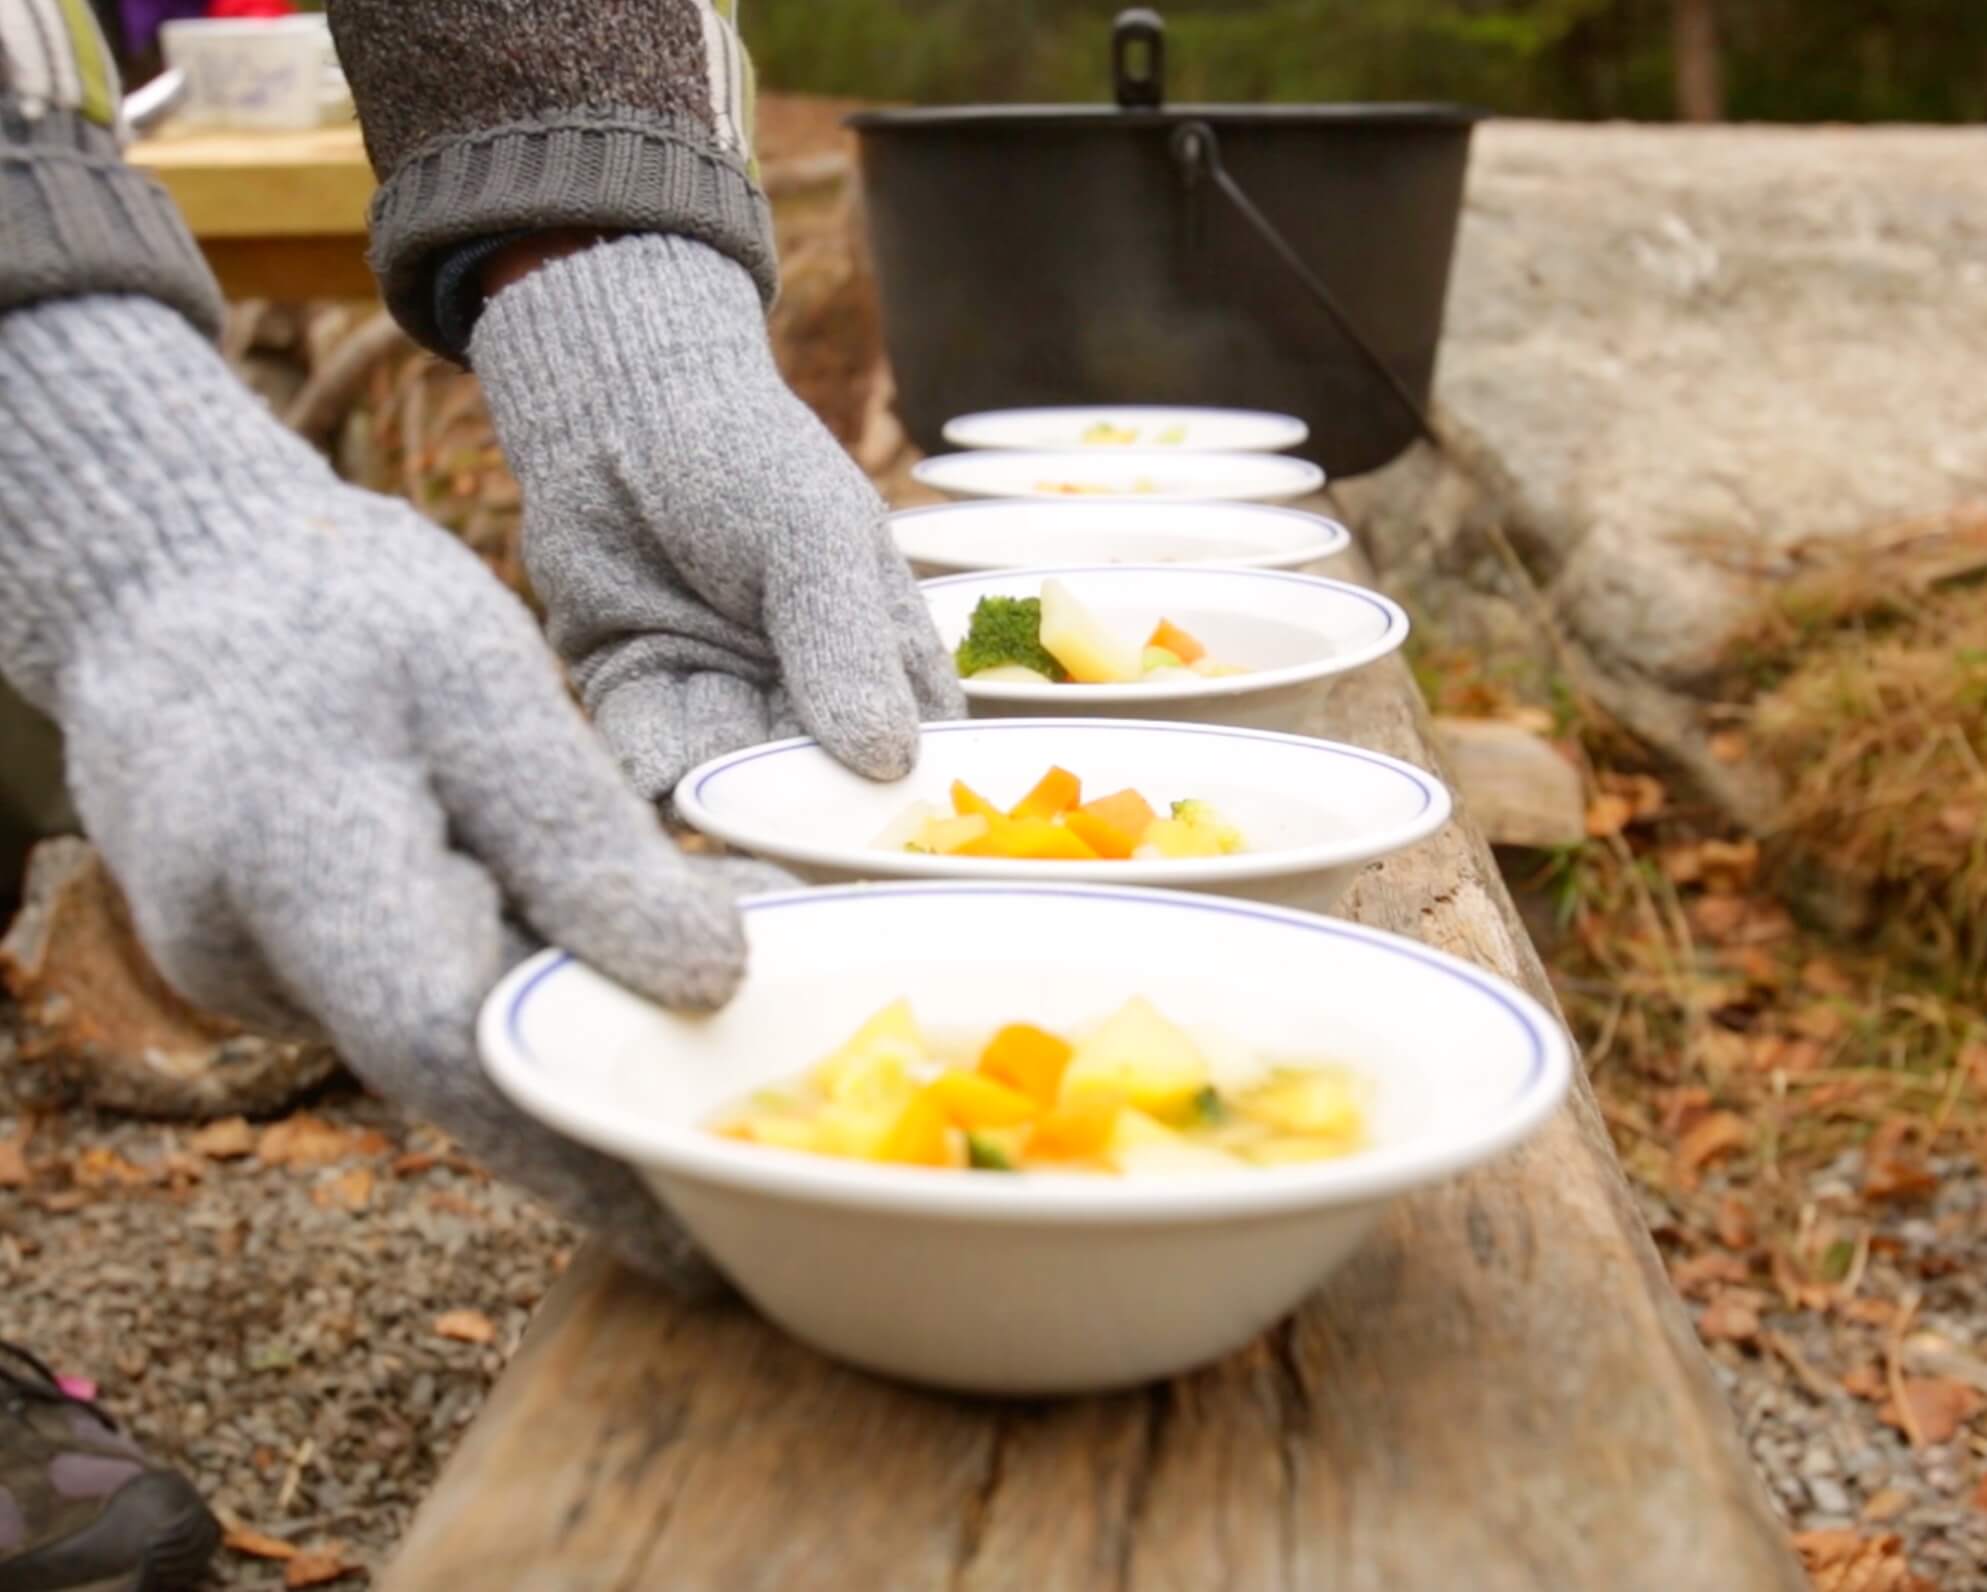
xmin=1026 ymin=1092 xmax=1123 ymax=1160
xmin=1147 ymin=618 xmax=1207 ymax=665
xmin=968 ymin=664 xmax=1057 ymax=685
xmin=1061 ymin=997 xmax=1210 ymax=1121
xmin=870 ymin=800 xmax=941 ymax=853
xmin=966 ymin=1131 xmax=1020 ymax=1171
xmin=1009 ymin=766 xmax=1082 ymax=821
xmin=977 ymin=1023 xmax=1073 ymax=1105
xmin=1038 ymin=579 xmax=1143 ymax=684
xmin=985 ymin=816 xmax=1099 ymax=861
xmin=929 ymin=1070 xmax=1041 ymax=1131
xmin=1069 ymin=789 xmax=1158 ymax=860
xmin=951 ymin=781 xmax=1002 ymax=820
xmin=1171 ymin=799 xmax=1246 ymax=855
xmin=956 ymin=596 xmax=1069 ymax=682
xmin=1138 ymin=817 xmax=1224 ymax=860
xmin=1141 ymin=645 xmax=1184 ymax=673
xmin=712 ymin=1000 xmax=1365 ymax=1177
xmin=875 ymin=1089 xmax=959 ymax=1168
xmin=906 ymin=813 xmax=993 ymax=856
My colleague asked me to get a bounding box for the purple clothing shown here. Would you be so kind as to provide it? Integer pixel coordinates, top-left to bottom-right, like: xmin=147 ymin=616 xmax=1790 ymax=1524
xmin=120 ymin=0 xmax=207 ymax=54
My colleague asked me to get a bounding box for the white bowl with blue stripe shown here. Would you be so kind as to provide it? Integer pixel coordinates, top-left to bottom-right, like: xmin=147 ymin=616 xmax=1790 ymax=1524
xmin=479 ymin=882 xmax=1573 ymax=1395
xmin=921 ymin=564 xmax=1409 ymax=734
xmin=675 ymin=719 xmax=1451 ymax=916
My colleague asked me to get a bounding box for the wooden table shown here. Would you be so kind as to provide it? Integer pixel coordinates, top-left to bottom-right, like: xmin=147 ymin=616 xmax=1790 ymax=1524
xmin=380 ymin=546 xmax=1805 ymax=1592
xmin=127 ymin=124 xmax=376 ymax=301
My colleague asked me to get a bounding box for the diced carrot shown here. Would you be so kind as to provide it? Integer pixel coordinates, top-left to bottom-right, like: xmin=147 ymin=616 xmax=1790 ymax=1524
xmin=1146 ymin=619 xmax=1207 ymax=665
xmin=988 ymin=816 xmax=1100 ymax=861
xmin=978 ymin=1024 xmax=1074 ymax=1105
xmin=874 ymin=1088 xmax=959 ymax=1167
xmin=1008 ymin=766 xmax=1082 ymax=821
xmin=1065 ymin=789 xmax=1158 ymax=859
xmin=1026 ymin=1092 xmax=1123 ymax=1160
xmin=928 ymin=1069 xmax=1041 ymax=1130
xmin=951 ymin=780 xmax=1001 ymax=820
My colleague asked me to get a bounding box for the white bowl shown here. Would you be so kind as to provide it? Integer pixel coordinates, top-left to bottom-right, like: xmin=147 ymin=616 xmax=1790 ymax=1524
xmin=480 ymin=883 xmax=1573 ymax=1394
xmin=923 ymin=564 xmax=1410 ymax=733
xmin=911 ymin=449 xmax=1325 ymax=504
xmin=889 ymin=499 xmax=1350 ymax=580
xmin=941 ymin=405 xmax=1309 ymax=455
xmin=676 ymin=719 xmax=1451 ymax=917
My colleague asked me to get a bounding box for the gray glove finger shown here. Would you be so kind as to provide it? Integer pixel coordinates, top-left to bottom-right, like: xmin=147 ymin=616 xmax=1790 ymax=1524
xmin=878 ymin=538 xmax=968 ymax=724
xmin=416 ymin=608 xmax=751 ymax=1011
xmin=231 ymin=779 xmax=723 ymax=1293
xmin=688 ymin=854 xmax=803 ymax=899
xmin=763 ymin=544 xmax=922 ymax=781
xmin=592 ymin=668 xmax=776 ymax=802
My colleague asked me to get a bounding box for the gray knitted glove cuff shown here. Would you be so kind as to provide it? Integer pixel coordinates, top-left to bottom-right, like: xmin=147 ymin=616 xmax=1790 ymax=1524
xmin=0 ymin=106 xmax=224 ymax=339
xmin=0 ymin=294 xmax=338 ymax=710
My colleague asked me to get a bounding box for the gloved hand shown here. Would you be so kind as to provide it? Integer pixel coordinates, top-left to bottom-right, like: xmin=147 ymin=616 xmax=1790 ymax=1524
xmin=470 ymin=232 xmax=965 ymax=802
xmin=0 ymin=294 xmax=786 ymax=1290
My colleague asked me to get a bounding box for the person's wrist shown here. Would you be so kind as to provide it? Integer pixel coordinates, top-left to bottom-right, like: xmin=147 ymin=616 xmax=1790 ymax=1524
xmin=479 ymin=230 xmax=628 ymax=300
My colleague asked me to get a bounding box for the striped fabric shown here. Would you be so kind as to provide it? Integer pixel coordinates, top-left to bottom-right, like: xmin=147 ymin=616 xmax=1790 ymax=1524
xmin=0 ymin=0 xmax=119 ymax=129
xmin=697 ymin=0 xmax=757 ymax=179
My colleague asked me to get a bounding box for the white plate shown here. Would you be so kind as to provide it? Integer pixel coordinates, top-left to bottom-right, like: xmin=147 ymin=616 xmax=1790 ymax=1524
xmin=889 ymin=499 xmax=1350 ymax=580
xmin=923 ymin=564 xmax=1409 ymax=733
xmin=941 ymin=405 xmax=1309 ymax=455
xmin=481 ymin=882 xmax=1572 ymax=1394
xmin=676 ymin=719 xmax=1450 ymax=917
xmin=911 ymin=449 xmax=1326 ymax=504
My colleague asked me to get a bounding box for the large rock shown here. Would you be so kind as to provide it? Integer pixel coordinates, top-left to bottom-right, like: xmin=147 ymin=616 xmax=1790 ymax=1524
xmin=0 ymin=839 xmax=339 ymax=1119
xmin=1335 ymin=123 xmax=1987 ymax=825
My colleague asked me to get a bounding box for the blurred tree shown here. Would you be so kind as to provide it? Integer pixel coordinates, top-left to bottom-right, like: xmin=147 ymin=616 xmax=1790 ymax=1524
xmin=742 ymin=0 xmax=1987 ymax=123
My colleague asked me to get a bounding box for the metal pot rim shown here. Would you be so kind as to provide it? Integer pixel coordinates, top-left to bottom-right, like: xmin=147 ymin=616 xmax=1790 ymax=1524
xmin=846 ymin=102 xmax=1488 ymax=133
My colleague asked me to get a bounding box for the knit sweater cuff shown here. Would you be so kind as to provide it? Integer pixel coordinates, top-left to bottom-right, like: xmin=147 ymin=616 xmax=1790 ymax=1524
xmin=367 ymin=108 xmax=778 ymax=363
xmin=0 ymin=108 xmax=224 ymax=341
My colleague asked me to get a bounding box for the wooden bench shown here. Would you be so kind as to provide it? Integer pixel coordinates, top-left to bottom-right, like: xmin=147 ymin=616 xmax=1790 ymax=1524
xmin=127 ymin=124 xmax=376 ymax=302
xmin=378 ymin=541 xmax=1806 ymax=1592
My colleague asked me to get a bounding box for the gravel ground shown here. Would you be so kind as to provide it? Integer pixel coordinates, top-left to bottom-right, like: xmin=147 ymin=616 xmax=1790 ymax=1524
xmin=1 ymin=1062 xmax=571 ymax=1589
xmin=1651 ymin=1150 xmax=1987 ymax=1590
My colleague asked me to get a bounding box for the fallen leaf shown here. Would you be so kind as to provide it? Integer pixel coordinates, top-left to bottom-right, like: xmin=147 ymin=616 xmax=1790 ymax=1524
xmin=1715 ymin=1194 xmax=1755 ymax=1251
xmin=1793 ymin=1530 xmax=1933 ymax=1592
xmin=312 ymin=1166 xmax=374 ymax=1213
xmin=1801 ymin=958 xmax=1857 ymax=997
xmin=72 ymin=1147 xmax=157 ymax=1188
xmin=284 ymin=1544 xmax=359 ymax=1589
xmin=433 ymin=1309 xmax=496 ymax=1345
xmin=223 ymin=1523 xmax=299 ymax=1561
xmin=1697 ymin=838 xmax=1761 ymax=890
xmin=1708 ymin=730 xmax=1749 ymax=765
xmin=1658 ymin=1086 xmax=1714 ymax=1135
xmin=1965 ymin=1042 xmax=1987 ymax=1089
xmin=1697 ymin=1292 xmax=1762 ymax=1343
xmin=0 ymin=1126 xmax=29 ymax=1188
xmin=1584 ymin=792 xmax=1634 ymax=838
xmin=1864 ymin=1159 xmax=1939 ymax=1204
xmin=1658 ymin=843 xmax=1705 ymax=885
xmin=1670 ymin=1250 xmax=1751 ymax=1298
xmin=1938 ymin=801 xmax=1982 ymax=841
xmin=1974 ymin=1473 xmax=1987 ymax=1512
xmin=1879 ymin=1377 xmax=1984 ymax=1446
xmin=1844 ymin=1363 xmax=1888 ymax=1400
xmin=189 ymin=1118 xmax=256 ymax=1160
xmin=391 ymin=1151 xmax=441 ymax=1178
xmin=1676 ymin=1111 xmax=1750 ymax=1178
xmin=1598 ymin=771 xmax=1666 ymax=819
xmin=425 ymin=1191 xmax=482 ymax=1218
xmin=257 ymin=1116 xmax=389 ymax=1170
xmin=1843 ymin=1298 xmax=1899 ymax=1328
xmin=1863 ymin=1488 xmax=1911 ymax=1523
xmin=1793 ymin=1003 xmax=1850 ymax=1042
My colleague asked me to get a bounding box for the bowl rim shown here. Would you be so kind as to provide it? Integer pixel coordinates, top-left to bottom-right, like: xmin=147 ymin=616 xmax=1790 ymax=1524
xmin=478 ymin=882 xmax=1574 ymax=1225
xmin=909 ymin=448 xmax=1327 ymax=503
xmin=922 ymin=563 xmax=1411 ymax=703
xmin=939 ymin=404 xmax=1310 ymax=454
xmin=888 ymin=498 xmax=1352 ymax=573
xmin=673 ymin=718 xmax=1453 ymax=885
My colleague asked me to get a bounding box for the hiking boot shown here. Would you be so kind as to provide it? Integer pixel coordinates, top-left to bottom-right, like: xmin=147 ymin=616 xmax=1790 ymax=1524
xmin=0 ymin=1342 xmax=217 ymax=1591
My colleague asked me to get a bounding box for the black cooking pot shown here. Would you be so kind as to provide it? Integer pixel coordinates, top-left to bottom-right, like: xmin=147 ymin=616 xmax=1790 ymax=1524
xmin=849 ymin=10 xmax=1484 ymax=478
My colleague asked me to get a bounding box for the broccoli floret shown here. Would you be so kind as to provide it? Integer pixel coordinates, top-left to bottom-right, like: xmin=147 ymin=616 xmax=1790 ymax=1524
xmin=955 ymin=596 xmax=1068 ymax=682
xmin=1172 ymin=799 xmax=1246 ymax=854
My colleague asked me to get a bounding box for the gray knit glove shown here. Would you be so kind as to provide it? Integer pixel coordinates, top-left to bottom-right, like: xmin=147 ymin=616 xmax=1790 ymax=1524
xmin=470 ymin=233 xmax=964 ymax=801
xmin=0 ymin=294 xmax=785 ymax=1290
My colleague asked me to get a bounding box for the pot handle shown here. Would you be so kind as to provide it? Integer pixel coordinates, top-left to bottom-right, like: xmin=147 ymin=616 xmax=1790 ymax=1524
xmin=1113 ymin=9 xmax=1166 ymax=110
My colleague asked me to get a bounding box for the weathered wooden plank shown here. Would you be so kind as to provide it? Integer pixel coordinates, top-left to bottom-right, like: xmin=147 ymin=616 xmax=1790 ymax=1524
xmin=384 ymin=547 xmax=1803 ymax=1592
xmin=128 ymin=126 xmax=375 ymax=240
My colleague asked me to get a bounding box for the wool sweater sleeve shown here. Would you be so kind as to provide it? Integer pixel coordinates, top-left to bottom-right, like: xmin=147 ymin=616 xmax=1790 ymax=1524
xmin=325 ymin=0 xmax=776 ymax=360
xmin=0 ymin=0 xmax=222 ymax=336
